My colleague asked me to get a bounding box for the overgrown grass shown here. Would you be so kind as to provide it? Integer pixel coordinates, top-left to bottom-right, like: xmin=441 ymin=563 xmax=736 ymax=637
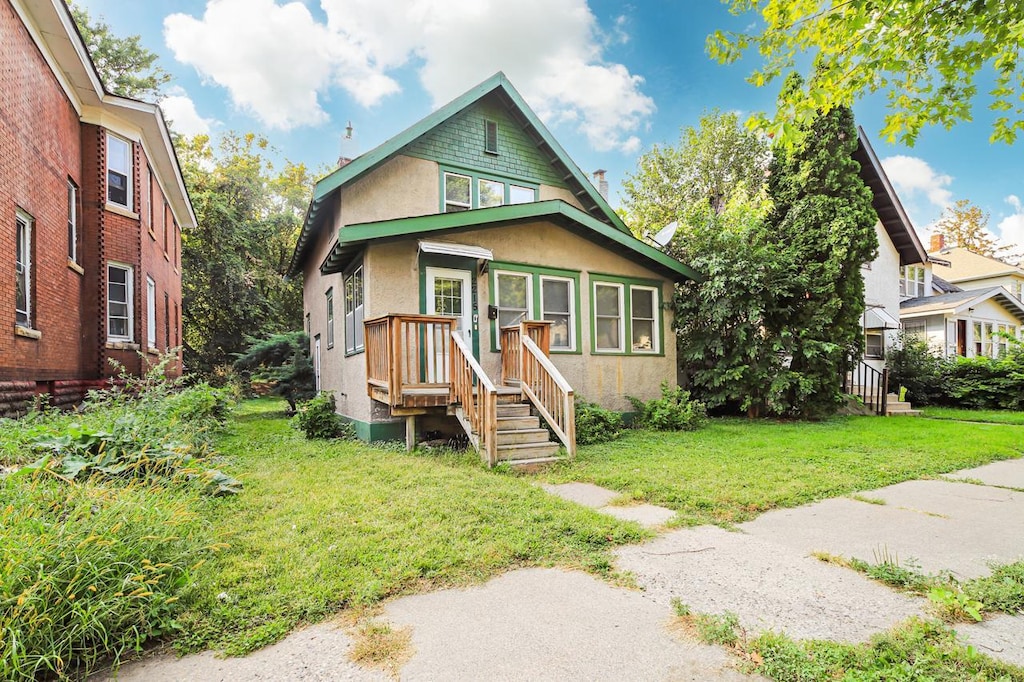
xmin=175 ymin=398 xmax=649 ymax=656
xmin=921 ymin=407 xmax=1024 ymax=426
xmin=542 ymin=417 xmax=1024 ymax=525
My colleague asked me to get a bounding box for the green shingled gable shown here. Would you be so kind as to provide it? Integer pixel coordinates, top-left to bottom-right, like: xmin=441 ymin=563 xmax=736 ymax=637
xmin=403 ymin=93 xmax=567 ymax=188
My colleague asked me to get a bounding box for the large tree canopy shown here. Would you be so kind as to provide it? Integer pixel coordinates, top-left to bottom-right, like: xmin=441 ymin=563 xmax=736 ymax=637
xmin=709 ymin=1 xmax=1024 ymax=145
xmin=69 ymin=3 xmax=171 ymax=100
xmin=933 ymin=198 xmax=1015 ymax=258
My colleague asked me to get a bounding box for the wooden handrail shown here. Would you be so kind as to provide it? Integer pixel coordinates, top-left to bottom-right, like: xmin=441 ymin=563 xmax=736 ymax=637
xmin=520 ymin=334 xmax=575 ymax=457
xmin=450 ymin=333 xmax=498 ymax=466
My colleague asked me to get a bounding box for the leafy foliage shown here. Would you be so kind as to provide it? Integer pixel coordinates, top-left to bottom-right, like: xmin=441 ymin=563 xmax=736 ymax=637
xmin=762 ymin=100 xmax=878 ymax=418
xmin=179 ymin=134 xmax=314 ymax=375
xmin=69 ymin=3 xmax=171 ymax=100
xmin=234 ymin=332 xmax=315 ymax=412
xmin=709 ymin=1 xmax=1024 ymax=145
xmin=943 ymin=344 xmax=1024 ymax=410
xmin=292 ymin=392 xmax=352 ymax=440
xmin=887 ymin=333 xmax=946 ymax=406
xmin=628 ymin=383 xmax=707 ymax=431
xmin=574 ymin=397 xmax=623 ymax=445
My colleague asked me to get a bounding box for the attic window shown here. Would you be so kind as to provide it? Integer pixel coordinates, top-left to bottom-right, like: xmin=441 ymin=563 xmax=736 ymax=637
xmin=484 ymin=120 xmax=498 ymax=155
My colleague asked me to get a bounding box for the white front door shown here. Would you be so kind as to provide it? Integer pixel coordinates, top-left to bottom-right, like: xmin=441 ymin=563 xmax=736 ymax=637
xmin=425 ymin=267 xmax=473 ymax=380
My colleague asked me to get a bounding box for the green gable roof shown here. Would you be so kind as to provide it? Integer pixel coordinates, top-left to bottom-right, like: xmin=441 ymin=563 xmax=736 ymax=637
xmin=288 ymin=72 xmax=632 ymax=276
xmin=319 ymin=199 xmax=700 ymax=283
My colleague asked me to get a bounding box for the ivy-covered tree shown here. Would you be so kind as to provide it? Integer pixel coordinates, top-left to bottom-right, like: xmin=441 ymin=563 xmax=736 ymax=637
xmin=621 ymin=110 xmax=770 ymax=240
xmin=764 ymin=101 xmax=879 ymax=418
xmin=69 ymin=3 xmax=171 ymax=100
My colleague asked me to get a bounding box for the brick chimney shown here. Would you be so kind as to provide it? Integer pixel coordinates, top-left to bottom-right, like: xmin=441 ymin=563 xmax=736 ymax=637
xmin=592 ymin=169 xmax=609 ymax=200
xmin=337 ymin=157 xmax=352 ymax=169
xmin=930 ymin=233 xmax=946 ymax=252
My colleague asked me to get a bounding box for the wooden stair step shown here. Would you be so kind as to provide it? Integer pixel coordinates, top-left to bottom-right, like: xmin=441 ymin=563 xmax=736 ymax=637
xmin=501 ymin=455 xmax=564 ymax=472
xmin=495 ymin=403 xmax=531 ymax=418
xmin=496 ymin=441 xmax=561 ymax=461
xmin=497 ymin=415 xmax=540 ymax=431
xmin=496 ymin=428 xmax=551 ymax=445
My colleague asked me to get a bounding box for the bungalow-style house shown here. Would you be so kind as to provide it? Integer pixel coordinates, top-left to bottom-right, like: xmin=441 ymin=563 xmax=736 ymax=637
xmin=899 ymin=236 xmax=1024 ymax=357
xmin=1 ymin=0 xmax=194 ymax=417
xmin=849 ymin=128 xmax=929 ymax=414
xmin=289 ymin=73 xmax=697 ymax=466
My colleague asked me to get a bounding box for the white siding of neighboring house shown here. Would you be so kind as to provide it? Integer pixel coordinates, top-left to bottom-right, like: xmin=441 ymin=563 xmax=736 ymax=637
xmin=861 ymin=221 xmax=902 ymax=371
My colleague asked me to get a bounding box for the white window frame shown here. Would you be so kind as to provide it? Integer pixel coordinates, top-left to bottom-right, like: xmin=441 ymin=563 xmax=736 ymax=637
xmin=107 ymin=263 xmax=134 ymax=342
xmin=106 ymin=133 xmax=132 ymax=210
xmin=443 ymin=172 xmax=471 ymax=212
xmin=494 ymin=270 xmax=533 ymax=339
xmin=344 ymin=264 xmax=364 ymax=354
xmin=540 ymin=275 xmax=576 ymax=351
xmin=15 ymin=209 xmax=33 ymax=328
xmin=146 ymin=276 xmax=157 ymax=349
xmin=67 ymin=180 xmax=78 ymax=263
xmin=865 ymin=330 xmax=884 ymax=359
xmin=629 ymin=285 xmax=660 ymax=354
xmin=326 ymin=287 xmax=335 ymax=349
xmin=593 ymin=282 xmax=625 ymax=353
xmin=509 ymin=185 xmax=535 ymax=205
xmin=899 ymin=265 xmax=925 ymax=298
xmin=478 ymin=178 xmax=505 ymax=208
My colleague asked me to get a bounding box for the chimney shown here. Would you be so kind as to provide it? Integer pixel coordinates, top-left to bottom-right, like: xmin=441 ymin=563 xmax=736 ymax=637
xmin=592 ymin=169 xmax=609 ymax=200
xmin=930 ymin=233 xmax=945 ymax=252
xmin=337 ymin=157 xmax=352 ymax=169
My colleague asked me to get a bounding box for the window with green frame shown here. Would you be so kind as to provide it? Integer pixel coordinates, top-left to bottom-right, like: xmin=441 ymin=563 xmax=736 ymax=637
xmin=590 ymin=277 xmax=663 ymax=355
xmin=441 ymin=167 xmax=538 ymax=213
xmin=489 ymin=263 xmax=580 ymax=353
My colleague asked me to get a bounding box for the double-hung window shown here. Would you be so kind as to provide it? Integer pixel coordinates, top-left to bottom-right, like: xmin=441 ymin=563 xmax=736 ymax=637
xmin=15 ymin=210 xmax=33 ymax=327
xmin=442 ymin=168 xmax=537 ymax=212
xmin=899 ymin=266 xmax=925 ymax=298
xmin=146 ymin=276 xmax=157 ymax=349
xmin=495 ymin=271 xmax=531 ymax=331
xmin=107 ymin=264 xmax=133 ymax=341
xmin=540 ymin=276 xmax=575 ymax=351
xmin=344 ymin=264 xmax=364 ymax=354
xmin=444 ymin=173 xmax=471 ymax=212
xmin=592 ymin=279 xmax=662 ymax=354
xmin=490 ymin=265 xmax=580 ymax=351
xmin=67 ymin=181 xmax=78 ymax=263
xmin=106 ymin=133 xmax=132 ymax=209
xmin=326 ymin=288 xmax=335 ymax=349
xmin=865 ymin=331 xmax=884 ymax=359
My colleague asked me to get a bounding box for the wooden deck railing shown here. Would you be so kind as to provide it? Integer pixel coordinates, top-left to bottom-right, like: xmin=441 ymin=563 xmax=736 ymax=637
xmin=500 ymin=321 xmax=551 ymax=385
xmin=520 ymin=334 xmax=575 ymax=457
xmin=450 ymin=332 xmax=498 ymax=466
xmin=364 ymin=313 xmax=456 ymax=406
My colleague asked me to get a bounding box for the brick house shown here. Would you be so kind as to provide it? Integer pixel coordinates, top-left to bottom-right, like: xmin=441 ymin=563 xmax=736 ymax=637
xmin=1 ymin=0 xmax=195 ymax=416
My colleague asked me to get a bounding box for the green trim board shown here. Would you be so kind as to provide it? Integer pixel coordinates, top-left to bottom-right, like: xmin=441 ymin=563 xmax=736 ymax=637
xmin=589 ymin=273 xmax=666 ymax=357
xmin=337 ymin=414 xmax=406 ymax=442
xmin=320 ymin=199 xmax=700 ymax=282
xmin=288 ymin=71 xmax=632 ymax=276
xmin=487 ymin=261 xmax=582 ymax=354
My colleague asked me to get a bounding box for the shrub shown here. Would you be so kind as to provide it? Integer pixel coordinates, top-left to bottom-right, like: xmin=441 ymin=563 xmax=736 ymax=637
xmin=574 ymin=397 xmax=623 ymax=445
xmin=943 ymin=343 xmax=1024 ymax=410
xmin=628 ymin=383 xmax=707 ymax=431
xmin=887 ymin=333 xmax=946 ymax=406
xmin=293 ymin=392 xmax=353 ymax=440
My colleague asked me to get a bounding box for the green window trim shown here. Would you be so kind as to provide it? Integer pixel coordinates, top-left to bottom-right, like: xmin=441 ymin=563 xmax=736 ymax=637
xmin=438 ymin=165 xmax=539 ymax=213
xmin=488 ymin=261 xmax=582 ymax=354
xmin=326 ymin=287 xmax=335 ymax=349
xmin=589 ymin=274 xmax=666 ymax=357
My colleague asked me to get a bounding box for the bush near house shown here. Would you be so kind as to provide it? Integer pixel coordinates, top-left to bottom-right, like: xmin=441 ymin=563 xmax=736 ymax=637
xmin=574 ymin=397 xmax=624 ymax=445
xmin=0 ymin=365 xmax=236 ymax=680
xmin=887 ymin=333 xmax=946 ymax=406
xmin=628 ymin=383 xmax=708 ymax=431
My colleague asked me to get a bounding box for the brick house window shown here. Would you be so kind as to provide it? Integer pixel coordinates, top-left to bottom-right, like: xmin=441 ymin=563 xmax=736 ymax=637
xmin=164 ymin=292 xmax=170 ymax=349
xmin=67 ymin=180 xmax=78 ymax=263
xmin=146 ymin=276 xmax=157 ymax=349
xmin=106 ymin=133 xmax=132 ymax=209
xmin=15 ymin=210 xmax=33 ymax=327
xmin=107 ymin=263 xmax=133 ymax=341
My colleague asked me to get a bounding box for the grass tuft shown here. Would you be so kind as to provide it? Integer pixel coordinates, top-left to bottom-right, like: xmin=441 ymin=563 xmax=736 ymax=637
xmin=348 ymin=619 xmax=413 ymax=678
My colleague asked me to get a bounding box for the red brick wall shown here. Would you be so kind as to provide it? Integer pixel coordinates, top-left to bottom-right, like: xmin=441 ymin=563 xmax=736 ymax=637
xmin=1 ymin=0 xmax=86 ymax=381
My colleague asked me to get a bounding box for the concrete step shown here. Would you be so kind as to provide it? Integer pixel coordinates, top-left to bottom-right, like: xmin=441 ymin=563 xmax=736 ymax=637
xmin=496 ymin=403 xmax=531 ymax=418
xmin=887 ymin=400 xmax=913 ymax=410
xmin=502 ymin=455 xmax=564 ymax=472
xmin=496 ymin=441 xmax=561 ymax=461
xmin=887 ymin=409 xmax=922 ymax=417
xmin=497 ymin=416 xmax=540 ymax=431
xmin=496 ymin=428 xmax=551 ymax=445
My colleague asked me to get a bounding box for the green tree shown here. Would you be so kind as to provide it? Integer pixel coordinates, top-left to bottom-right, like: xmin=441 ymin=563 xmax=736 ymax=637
xmin=179 ymin=133 xmax=311 ymax=374
xmin=234 ymin=332 xmax=315 ymax=412
xmin=764 ymin=102 xmax=879 ymax=417
xmin=932 ymin=199 xmax=1011 ymax=258
xmin=621 ymin=110 xmax=769 ymax=239
xmin=69 ymin=3 xmax=171 ymax=100
xmin=709 ymin=1 xmax=1024 ymax=145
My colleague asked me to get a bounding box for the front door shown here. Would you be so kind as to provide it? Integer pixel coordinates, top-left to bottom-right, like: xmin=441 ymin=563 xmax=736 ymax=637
xmin=425 ymin=267 xmax=474 ymax=380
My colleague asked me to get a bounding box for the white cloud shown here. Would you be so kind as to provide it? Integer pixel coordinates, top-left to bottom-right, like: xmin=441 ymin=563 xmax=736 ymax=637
xmin=880 ymin=155 xmax=954 ymax=236
xmin=997 ymin=194 xmax=1024 ymax=252
xmin=159 ymin=90 xmax=216 ymax=137
xmin=164 ymin=0 xmax=653 ymax=152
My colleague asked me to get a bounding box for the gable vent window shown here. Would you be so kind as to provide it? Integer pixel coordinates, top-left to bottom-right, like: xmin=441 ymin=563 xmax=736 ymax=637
xmin=484 ymin=120 xmax=498 ymax=155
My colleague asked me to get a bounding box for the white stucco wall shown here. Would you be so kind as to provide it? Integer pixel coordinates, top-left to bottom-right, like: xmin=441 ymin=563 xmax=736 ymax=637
xmin=861 ymin=221 xmax=903 ymax=370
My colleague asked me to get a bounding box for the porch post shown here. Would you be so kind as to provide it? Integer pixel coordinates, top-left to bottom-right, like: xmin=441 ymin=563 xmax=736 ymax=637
xmin=405 ymin=414 xmax=416 ymax=452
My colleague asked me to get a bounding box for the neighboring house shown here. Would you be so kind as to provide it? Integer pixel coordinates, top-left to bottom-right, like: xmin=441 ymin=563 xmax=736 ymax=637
xmin=289 ymin=73 xmax=698 ymax=465
xmin=1 ymin=0 xmax=195 ymax=416
xmin=850 ymin=128 xmax=928 ymax=414
xmin=928 ymin=238 xmax=1024 ymax=302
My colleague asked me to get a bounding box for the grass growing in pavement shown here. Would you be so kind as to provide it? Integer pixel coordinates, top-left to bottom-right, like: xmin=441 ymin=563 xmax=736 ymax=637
xmin=175 ymin=399 xmax=649 ymax=656
xmin=920 ymin=407 xmax=1024 ymax=425
xmin=542 ymin=417 xmax=1024 ymax=525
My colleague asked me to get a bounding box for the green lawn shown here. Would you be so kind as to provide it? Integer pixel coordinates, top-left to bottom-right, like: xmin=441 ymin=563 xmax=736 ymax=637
xmin=542 ymin=416 xmax=1024 ymax=525
xmin=177 ymin=399 xmax=648 ymax=655
xmin=920 ymin=406 xmax=1024 ymax=426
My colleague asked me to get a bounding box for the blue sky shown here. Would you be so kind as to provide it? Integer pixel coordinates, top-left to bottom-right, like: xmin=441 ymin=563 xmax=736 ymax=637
xmin=77 ymin=0 xmax=1023 ymax=251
